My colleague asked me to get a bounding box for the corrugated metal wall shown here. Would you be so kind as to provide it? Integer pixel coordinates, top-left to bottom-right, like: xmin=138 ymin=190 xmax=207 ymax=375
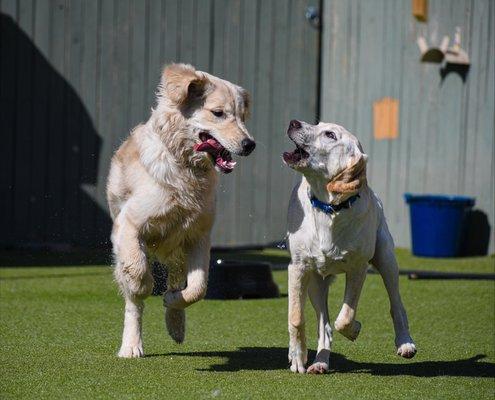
xmin=321 ymin=0 xmax=494 ymax=253
xmin=0 ymin=0 xmax=320 ymax=248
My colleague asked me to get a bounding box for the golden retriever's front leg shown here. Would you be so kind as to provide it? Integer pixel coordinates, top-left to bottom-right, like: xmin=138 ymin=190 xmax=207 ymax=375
xmin=288 ymin=263 xmax=309 ymax=373
xmin=164 ymin=235 xmax=210 ymax=310
xmin=112 ymin=214 xmax=153 ymax=358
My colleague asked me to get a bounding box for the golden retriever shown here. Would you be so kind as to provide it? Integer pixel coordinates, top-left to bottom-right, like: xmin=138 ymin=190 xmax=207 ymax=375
xmin=107 ymin=63 xmax=255 ymax=358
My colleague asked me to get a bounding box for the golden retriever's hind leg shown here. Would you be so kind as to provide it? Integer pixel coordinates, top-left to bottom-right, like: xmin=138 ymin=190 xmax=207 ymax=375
xmin=165 ymin=308 xmax=185 ymax=344
xmin=112 ymin=215 xmax=153 ymax=358
xmin=163 ymin=236 xmax=210 ymax=309
xmin=161 ymin=254 xmax=187 ymax=344
xmin=118 ymin=296 xmax=145 ymax=358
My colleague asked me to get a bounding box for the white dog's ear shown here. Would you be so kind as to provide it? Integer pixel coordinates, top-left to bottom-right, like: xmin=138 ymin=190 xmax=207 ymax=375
xmin=326 ymin=153 xmax=367 ymax=195
xmin=160 ymin=63 xmax=208 ymax=106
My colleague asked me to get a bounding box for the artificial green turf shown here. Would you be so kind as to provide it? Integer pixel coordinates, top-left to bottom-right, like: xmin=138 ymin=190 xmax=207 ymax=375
xmin=0 ymin=251 xmax=494 ymax=399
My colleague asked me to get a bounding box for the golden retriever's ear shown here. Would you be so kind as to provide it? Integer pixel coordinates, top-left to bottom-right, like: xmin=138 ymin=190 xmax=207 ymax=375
xmin=326 ymin=154 xmax=367 ymax=194
xmin=160 ymin=63 xmax=207 ymax=105
xmin=240 ymin=88 xmax=250 ymax=120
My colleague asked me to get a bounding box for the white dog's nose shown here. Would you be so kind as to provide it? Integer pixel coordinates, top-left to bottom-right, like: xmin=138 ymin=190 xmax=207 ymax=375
xmin=289 ymin=119 xmax=302 ymax=130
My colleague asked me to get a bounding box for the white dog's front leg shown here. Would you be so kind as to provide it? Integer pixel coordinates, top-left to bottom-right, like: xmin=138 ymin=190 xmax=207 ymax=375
xmin=335 ymin=266 xmax=367 ymax=341
xmin=164 ymin=235 xmax=210 ymax=310
xmin=118 ymin=296 xmax=144 ymax=358
xmin=288 ymin=264 xmax=309 ymax=373
xmin=306 ymin=273 xmax=333 ymax=374
xmin=372 ymin=227 xmax=416 ymax=358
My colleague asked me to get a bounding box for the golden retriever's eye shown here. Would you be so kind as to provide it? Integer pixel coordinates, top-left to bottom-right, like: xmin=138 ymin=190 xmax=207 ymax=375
xmin=212 ymin=110 xmax=225 ymax=118
xmin=324 ymin=131 xmax=337 ymax=140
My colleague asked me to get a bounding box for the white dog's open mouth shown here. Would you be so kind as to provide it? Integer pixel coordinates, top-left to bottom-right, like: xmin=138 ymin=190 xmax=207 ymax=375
xmin=194 ymin=131 xmax=236 ymax=174
xmin=283 ymin=144 xmax=309 ymax=166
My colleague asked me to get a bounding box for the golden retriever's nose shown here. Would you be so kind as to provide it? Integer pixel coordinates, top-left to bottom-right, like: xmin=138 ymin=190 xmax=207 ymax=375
xmin=289 ymin=119 xmax=302 ymax=130
xmin=241 ymin=138 xmax=256 ymax=155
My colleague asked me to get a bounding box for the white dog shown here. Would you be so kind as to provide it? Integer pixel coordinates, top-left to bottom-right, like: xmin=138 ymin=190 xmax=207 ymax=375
xmin=283 ymin=119 xmax=416 ymax=374
xmin=107 ymin=63 xmax=255 ymax=358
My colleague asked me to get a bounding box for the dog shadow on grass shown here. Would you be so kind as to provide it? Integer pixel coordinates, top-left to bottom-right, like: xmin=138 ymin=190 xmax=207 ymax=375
xmin=149 ymin=347 xmax=494 ymax=377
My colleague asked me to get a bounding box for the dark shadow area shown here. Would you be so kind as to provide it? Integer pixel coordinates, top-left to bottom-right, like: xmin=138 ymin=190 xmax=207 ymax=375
xmin=459 ymin=209 xmax=491 ymax=256
xmin=440 ymin=63 xmax=470 ymax=83
xmin=0 ymin=248 xmax=111 ymax=267
xmin=151 ymin=260 xmax=284 ymax=298
xmin=147 ymin=347 xmax=495 ymax=377
xmin=0 ymin=270 xmax=110 ymax=280
xmin=0 ymin=13 xmax=111 ymax=255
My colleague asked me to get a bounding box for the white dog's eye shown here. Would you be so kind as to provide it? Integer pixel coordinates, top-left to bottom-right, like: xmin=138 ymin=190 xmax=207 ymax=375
xmin=324 ymin=131 xmax=337 ymax=140
xmin=212 ymin=110 xmax=225 ymax=118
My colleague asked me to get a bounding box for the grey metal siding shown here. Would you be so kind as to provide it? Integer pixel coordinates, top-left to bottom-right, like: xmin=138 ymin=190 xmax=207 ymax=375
xmin=321 ymin=0 xmax=494 ymax=253
xmin=0 ymin=0 xmax=320 ymax=248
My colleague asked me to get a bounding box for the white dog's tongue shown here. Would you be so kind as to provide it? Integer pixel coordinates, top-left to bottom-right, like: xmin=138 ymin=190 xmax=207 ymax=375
xmin=194 ymin=137 xmax=236 ymax=173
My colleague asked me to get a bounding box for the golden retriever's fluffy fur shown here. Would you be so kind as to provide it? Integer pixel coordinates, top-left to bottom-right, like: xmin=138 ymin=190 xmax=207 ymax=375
xmin=107 ymin=63 xmax=255 ymax=358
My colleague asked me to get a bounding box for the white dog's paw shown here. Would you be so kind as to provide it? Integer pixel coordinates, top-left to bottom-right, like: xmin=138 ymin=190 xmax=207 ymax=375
xmin=396 ymin=342 xmax=417 ymax=359
xmin=288 ymin=346 xmax=307 ymax=373
xmin=118 ymin=344 xmax=144 ymax=358
xmin=306 ymin=362 xmax=329 ymax=374
xmin=335 ymin=319 xmax=361 ymax=341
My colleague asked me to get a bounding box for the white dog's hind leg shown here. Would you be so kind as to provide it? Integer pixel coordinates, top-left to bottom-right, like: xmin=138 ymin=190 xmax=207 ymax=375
xmin=306 ymin=273 xmax=333 ymax=374
xmin=335 ymin=267 xmax=367 ymax=341
xmin=371 ymin=225 xmax=417 ymax=359
xmin=288 ymin=264 xmax=309 ymax=373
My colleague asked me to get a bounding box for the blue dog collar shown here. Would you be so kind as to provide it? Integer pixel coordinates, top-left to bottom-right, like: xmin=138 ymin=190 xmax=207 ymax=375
xmin=309 ymin=192 xmax=360 ymax=215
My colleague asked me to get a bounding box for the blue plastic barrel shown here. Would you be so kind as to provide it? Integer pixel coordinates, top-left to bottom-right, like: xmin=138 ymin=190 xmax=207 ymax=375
xmin=404 ymin=193 xmax=475 ymax=257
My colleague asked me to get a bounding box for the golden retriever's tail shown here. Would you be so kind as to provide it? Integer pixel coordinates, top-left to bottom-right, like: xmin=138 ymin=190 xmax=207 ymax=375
xmin=165 ymin=308 xmax=185 ymax=344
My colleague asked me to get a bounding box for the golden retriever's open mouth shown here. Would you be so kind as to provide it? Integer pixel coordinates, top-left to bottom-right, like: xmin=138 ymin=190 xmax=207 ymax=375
xmin=194 ymin=131 xmax=236 ymax=174
xmin=283 ymin=144 xmax=309 ymax=166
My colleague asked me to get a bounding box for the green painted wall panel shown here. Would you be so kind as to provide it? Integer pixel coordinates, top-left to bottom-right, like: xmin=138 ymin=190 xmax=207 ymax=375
xmin=321 ymin=0 xmax=495 ymax=253
xmin=0 ymin=0 xmax=320 ymax=248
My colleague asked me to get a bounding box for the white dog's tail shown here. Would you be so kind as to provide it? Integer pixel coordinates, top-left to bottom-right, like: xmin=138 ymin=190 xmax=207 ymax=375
xmin=165 ymin=308 xmax=185 ymax=344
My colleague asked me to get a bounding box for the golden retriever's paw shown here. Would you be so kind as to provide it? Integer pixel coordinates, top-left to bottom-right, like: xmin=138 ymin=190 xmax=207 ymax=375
xmin=288 ymin=346 xmax=307 ymax=373
xmin=335 ymin=319 xmax=361 ymax=341
xmin=396 ymin=342 xmax=417 ymax=359
xmin=306 ymin=362 xmax=329 ymax=374
xmin=118 ymin=344 xmax=144 ymax=358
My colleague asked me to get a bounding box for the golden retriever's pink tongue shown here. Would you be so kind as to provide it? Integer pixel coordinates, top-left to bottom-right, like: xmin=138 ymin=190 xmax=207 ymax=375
xmin=215 ymin=156 xmax=236 ymax=174
xmin=194 ymin=138 xmax=222 ymax=152
xmin=194 ymin=137 xmax=236 ymax=173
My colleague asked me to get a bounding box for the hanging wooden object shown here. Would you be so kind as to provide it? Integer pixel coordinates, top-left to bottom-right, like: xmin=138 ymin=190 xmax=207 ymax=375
xmin=373 ymin=98 xmax=399 ymax=140
xmin=412 ymin=0 xmax=428 ymax=21
xmin=445 ymin=27 xmax=470 ymax=65
xmin=417 ymin=36 xmax=450 ymax=63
